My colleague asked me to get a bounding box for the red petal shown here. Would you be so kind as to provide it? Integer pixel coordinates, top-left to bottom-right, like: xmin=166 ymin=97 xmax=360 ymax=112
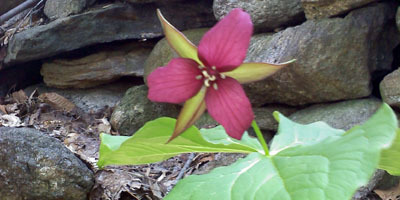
xmin=197 ymin=8 xmax=252 ymax=72
xmin=205 ymin=77 xmax=254 ymax=139
xmin=147 ymin=58 xmax=203 ymax=103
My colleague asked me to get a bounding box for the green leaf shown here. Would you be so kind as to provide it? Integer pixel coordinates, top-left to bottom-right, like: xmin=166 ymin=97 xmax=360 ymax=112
xmin=97 ymin=117 xmax=261 ymax=168
xmin=379 ymin=129 xmax=400 ymax=175
xmin=165 ymin=104 xmax=398 ymax=200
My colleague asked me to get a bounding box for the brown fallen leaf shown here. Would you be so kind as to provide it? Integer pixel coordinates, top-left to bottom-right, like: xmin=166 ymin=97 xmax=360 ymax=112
xmin=11 ymin=90 xmax=28 ymax=104
xmin=0 ymin=104 xmax=7 ymax=114
xmin=38 ymin=92 xmax=76 ymax=112
xmin=375 ymin=181 xmax=400 ymax=200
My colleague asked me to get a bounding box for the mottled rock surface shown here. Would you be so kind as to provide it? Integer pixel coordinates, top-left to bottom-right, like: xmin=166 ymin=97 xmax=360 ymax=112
xmin=253 ymin=106 xmax=298 ymax=132
xmin=0 ymin=127 xmax=94 ymax=200
xmin=380 ymin=68 xmax=400 ymax=109
xmin=5 ymin=1 xmax=215 ymax=65
xmin=44 ymin=0 xmax=95 ymax=19
xmin=111 ymin=85 xmax=180 ymax=136
xmin=289 ymin=98 xmax=382 ymax=131
xmin=41 ymin=41 xmax=152 ymax=89
xmin=25 ymin=80 xmax=137 ymax=113
xmin=213 ymin=0 xmax=305 ymax=31
xmin=301 ymin=0 xmax=378 ymax=19
xmin=243 ymin=3 xmax=397 ymax=106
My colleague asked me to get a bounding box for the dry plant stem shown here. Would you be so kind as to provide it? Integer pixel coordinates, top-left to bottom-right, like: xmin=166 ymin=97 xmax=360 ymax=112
xmin=252 ymin=120 xmax=269 ymax=155
xmin=176 ymin=153 xmax=195 ymax=181
xmin=0 ymin=0 xmax=40 ymax=25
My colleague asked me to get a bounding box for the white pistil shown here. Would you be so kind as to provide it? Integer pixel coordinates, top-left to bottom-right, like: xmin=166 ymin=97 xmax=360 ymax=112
xmin=220 ymin=74 xmax=226 ymax=79
xmin=195 ymin=75 xmax=203 ymax=80
xmin=204 ymin=79 xmax=210 ymax=87
xmin=213 ymin=83 xmax=218 ymax=90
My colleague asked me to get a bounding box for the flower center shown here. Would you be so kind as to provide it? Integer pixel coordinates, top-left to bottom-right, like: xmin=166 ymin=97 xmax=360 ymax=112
xmin=196 ymin=66 xmax=225 ymax=90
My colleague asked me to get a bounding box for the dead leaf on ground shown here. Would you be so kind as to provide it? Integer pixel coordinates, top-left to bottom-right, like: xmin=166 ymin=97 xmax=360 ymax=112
xmin=374 ymin=181 xmax=400 ymax=200
xmin=11 ymin=90 xmax=28 ymax=104
xmin=38 ymin=92 xmax=76 ymax=112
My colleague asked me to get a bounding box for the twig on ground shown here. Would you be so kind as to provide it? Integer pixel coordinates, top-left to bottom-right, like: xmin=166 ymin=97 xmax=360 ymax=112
xmin=176 ymin=153 xmax=195 ymax=181
xmin=0 ymin=0 xmax=41 ymax=25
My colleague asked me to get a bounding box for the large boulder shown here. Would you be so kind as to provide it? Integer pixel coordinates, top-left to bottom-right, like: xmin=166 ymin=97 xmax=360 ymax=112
xmin=0 ymin=127 xmax=94 ymax=200
xmin=243 ymin=3 xmax=398 ymax=106
xmin=5 ymin=1 xmax=216 ymax=65
xmin=41 ymin=41 xmax=152 ymax=88
xmin=213 ymin=0 xmax=305 ymax=31
xmin=380 ymin=68 xmax=400 ymax=109
xmin=301 ymin=0 xmax=379 ymax=19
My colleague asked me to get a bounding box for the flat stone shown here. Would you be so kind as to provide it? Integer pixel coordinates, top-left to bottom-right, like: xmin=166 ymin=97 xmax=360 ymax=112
xmin=110 ymin=85 xmax=180 ymax=136
xmin=5 ymin=1 xmax=215 ymax=65
xmin=213 ymin=0 xmax=305 ymax=31
xmin=24 ymin=80 xmax=137 ymax=113
xmin=41 ymin=41 xmax=152 ymax=89
xmin=301 ymin=0 xmax=378 ymax=19
xmin=243 ymin=3 xmax=397 ymax=106
xmin=254 ymin=105 xmax=298 ymax=132
xmin=289 ymin=98 xmax=382 ymax=131
xmin=380 ymin=68 xmax=400 ymax=109
xmin=0 ymin=127 xmax=94 ymax=200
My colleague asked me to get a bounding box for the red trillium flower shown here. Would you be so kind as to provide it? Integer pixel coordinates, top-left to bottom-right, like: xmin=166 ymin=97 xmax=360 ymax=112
xmin=148 ymin=8 xmax=293 ymax=142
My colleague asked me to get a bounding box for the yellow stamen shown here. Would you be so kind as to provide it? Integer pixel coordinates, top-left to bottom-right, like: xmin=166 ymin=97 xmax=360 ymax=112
xmin=202 ymin=70 xmax=210 ymax=78
xmin=209 ymin=75 xmax=216 ymax=81
xmin=198 ymin=65 xmax=205 ymax=69
xmin=211 ymin=66 xmax=217 ymax=70
xmin=220 ymin=74 xmax=226 ymax=79
xmin=195 ymin=75 xmax=203 ymax=80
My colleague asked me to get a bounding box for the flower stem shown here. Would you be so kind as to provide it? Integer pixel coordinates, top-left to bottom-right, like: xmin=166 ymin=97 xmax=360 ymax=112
xmin=252 ymin=120 xmax=269 ymax=156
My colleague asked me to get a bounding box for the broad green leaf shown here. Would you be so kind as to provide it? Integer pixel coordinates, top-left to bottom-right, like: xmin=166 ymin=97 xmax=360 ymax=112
xmin=270 ymin=112 xmax=345 ymax=155
xmin=165 ymin=104 xmax=398 ymax=200
xmin=379 ymin=129 xmax=400 ymax=175
xmin=222 ymin=60 xmax=295 ymax=84
xmin=98 ymin=117 xmax=261 ymax=168
xmin=156 ymin=9 xmax=202 ymax=65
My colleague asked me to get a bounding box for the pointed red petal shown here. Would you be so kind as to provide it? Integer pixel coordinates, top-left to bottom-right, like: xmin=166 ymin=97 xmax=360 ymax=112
xmin=147 ymin=58 xmax=203 ymax=103
xmin=197 ymin=8 xmax=252 ymax=72
xmin=205 ymin=77 xmax=254 ymax=140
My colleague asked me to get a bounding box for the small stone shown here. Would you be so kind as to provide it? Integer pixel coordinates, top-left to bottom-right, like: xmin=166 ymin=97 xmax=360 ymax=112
xmin=0 ymin=127 xmax=94 ymax=200
xmin=380 ymin=68 xmax=400 ymax=109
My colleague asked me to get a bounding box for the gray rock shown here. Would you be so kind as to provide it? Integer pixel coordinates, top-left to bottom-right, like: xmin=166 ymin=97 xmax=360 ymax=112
xmin=5 ymin=1 xmax=215 ymax=65
xmin=353 ymin=170 xmax=386 ymax=200
xmin=44 ymin=0 xmax=92 ymax=19
xmin=213 ymin=0 xmax=305 ymax=31
xmin=41 ymin=41 xmax=152 ymax=89
xmin=110 ymin=85 xmax=180 ymax=136
xmin=380 ymin=68 xmax=400 ymax=109
xmin=289 ymin=98 xmax=382 ymax=131
xmin=0 ymin=127 xmax=94 ymax=200
xmin=397 ymin=7 xmax=400 ymax=35
xmin=193 ymin=153 xmax=247 ymax=175
xmin=143 ymin=28 xmax=209 ymax=83
xmin=24 ymin=80 xmax=136 ymax=113
xmin=301 ymin=0 xmax=378 ymax=19
xmin=243 ymin=3 xmax=397 ymax=106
